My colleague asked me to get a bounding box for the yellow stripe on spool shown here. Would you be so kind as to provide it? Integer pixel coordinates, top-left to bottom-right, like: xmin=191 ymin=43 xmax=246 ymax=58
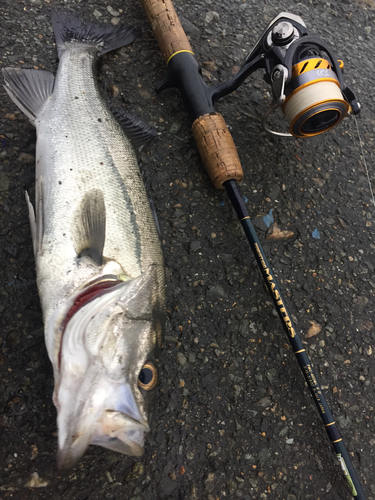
xmin=283 ymin=81 xmax=349 ymax=135
xmin=292 ymin=58 xmax=331 ymax=78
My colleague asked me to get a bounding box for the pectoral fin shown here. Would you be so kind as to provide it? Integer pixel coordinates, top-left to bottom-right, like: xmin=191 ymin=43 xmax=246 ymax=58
xmin=25 ymin=191 xmax=37 ymax=257
xmin=25 ymin=176 xmax=44 ymax=257
xmin=73 ymin=189 xmax=106 ymax=266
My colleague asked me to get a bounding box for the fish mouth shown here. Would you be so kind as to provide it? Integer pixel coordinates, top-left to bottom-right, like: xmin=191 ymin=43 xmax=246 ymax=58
xmin=55 ymin=365 xmax=150 ymax=469
xmin=92 ymin=411 xmax=149 ymax=455
xmin=57 ymin=409 xmax=149 ymax=470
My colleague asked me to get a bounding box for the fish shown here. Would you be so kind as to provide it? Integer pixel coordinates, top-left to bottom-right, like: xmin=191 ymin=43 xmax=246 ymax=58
xmin=2 ymin=8 xmax=165 ymax=469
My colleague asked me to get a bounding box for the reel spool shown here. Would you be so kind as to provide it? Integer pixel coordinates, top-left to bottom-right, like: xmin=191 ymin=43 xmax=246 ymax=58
xmin=282 ymin=57 xmax=349 ymax=137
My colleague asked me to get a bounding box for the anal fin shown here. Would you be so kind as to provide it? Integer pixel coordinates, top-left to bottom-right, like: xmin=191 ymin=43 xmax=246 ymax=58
xmin=2 ymin=68 xmax=54 ymax=124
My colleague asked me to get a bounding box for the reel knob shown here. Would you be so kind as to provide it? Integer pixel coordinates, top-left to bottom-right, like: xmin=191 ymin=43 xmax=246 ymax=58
xmin=272 ymin=22 xmax=294 ymax=46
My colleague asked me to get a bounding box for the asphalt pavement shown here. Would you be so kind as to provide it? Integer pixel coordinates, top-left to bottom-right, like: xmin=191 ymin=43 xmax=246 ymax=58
xmin=0 ymin=0 xmax=374 ymax=499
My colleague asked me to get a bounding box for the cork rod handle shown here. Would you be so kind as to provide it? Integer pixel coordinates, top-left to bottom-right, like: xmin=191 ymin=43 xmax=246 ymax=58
xmin=142 ymin=0 xmax=243 ymax=188
xmin=142 ymin=0 xmax=193 ymax=63
xmin=192 ymin=113 xmax=243 ymax=189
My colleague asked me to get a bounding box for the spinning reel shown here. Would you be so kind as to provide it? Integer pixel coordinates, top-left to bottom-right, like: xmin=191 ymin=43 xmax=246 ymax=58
xmin=157 ymin=12 xmax=360 ymax=138
xmin=213 ymin=13 xmax=360 ymax=137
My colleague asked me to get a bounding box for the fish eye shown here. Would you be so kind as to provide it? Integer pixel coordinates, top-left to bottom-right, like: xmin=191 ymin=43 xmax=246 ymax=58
xmin=138 ymin=362 xmax=157 ymax=391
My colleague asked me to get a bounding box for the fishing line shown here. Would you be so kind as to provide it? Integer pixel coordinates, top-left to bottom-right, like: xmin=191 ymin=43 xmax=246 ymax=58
xmin=354 ymin=114 xmax=375 ymax=207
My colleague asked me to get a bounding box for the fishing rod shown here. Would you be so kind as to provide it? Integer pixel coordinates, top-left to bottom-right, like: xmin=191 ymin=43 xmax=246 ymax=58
xmin=141 ymin=1 xmax=365 ymax=498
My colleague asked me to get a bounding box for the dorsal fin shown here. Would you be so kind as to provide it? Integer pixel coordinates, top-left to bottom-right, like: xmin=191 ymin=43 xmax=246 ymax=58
xmin=73 ymin=189 xmax=106 ymax=266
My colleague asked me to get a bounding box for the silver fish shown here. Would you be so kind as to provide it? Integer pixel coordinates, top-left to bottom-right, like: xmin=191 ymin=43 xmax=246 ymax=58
xmin=2 ymin=8 xmax=165 ymax=469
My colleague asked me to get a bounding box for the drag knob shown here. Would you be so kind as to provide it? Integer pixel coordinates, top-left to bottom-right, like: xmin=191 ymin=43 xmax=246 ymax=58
xmin=272 ymin=21 xmax=294 ymax=45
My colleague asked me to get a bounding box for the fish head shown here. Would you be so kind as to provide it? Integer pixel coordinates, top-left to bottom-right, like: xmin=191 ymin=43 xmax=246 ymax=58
xmin=52 ymin=265 xmax=165 ymax=469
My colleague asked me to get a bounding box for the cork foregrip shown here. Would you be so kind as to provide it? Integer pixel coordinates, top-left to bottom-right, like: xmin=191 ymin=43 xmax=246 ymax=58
xmin=192 ymin=113 xmax=243 ymax=189
xmin=142 ymin=0 xmax=193 ymax=63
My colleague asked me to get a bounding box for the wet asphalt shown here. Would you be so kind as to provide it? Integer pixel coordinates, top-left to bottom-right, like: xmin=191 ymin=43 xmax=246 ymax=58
xmin=0 ymin=0 xmax=374 ymax=499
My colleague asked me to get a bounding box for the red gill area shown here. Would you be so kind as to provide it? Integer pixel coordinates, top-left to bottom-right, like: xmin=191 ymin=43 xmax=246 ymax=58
xmin=58 ymin=278 xmax=123 ymax=369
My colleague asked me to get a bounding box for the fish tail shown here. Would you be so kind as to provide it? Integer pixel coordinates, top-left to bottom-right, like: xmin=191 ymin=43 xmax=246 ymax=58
xmin=51 ymin=8 xmax=138 ymax=58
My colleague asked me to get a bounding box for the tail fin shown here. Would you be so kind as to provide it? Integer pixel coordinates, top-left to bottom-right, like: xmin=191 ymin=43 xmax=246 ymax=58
xmin=51 ymin=7 xmax=138 ymax=58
